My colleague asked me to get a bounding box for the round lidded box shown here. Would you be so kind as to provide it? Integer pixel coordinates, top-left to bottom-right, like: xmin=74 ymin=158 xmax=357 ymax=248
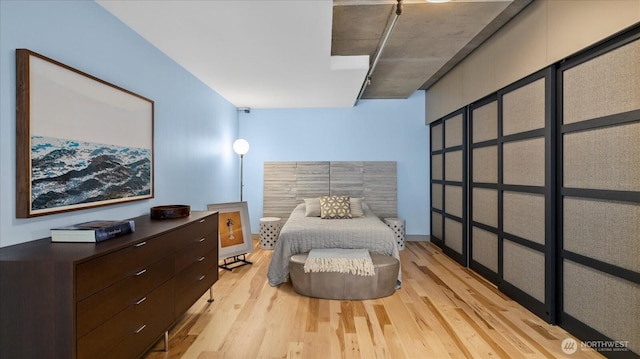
xmin=150 ymin=205 xmax=191 ymax=219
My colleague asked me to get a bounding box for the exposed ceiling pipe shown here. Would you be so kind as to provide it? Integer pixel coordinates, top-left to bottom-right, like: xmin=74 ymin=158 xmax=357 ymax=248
xmin=355 ymin=0 xmax=403 ymax=105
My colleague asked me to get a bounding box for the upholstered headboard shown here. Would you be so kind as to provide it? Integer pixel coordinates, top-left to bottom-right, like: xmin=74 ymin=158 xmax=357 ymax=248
xmin=263 ymin=161 xmax=397 ymax=223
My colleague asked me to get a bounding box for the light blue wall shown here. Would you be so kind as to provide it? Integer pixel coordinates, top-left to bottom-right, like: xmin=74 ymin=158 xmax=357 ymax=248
xmin=238 ymin=92 xmax=431 ymax=236
xmin=0 ymin=1 xmax=239 ymax=247
xmin=0 ymin=1 xmax=432 ymax=247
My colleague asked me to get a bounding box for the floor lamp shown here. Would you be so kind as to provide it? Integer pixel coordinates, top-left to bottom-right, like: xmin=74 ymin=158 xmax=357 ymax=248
xmin=220 ymin=138 xmax=252 ymax=271
xmin=233 ymin=138 xmax=249 ymax=201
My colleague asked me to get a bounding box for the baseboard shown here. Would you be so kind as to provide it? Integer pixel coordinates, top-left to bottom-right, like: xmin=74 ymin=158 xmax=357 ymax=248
xmin=406 ymin=235 xmax=430 ymax=242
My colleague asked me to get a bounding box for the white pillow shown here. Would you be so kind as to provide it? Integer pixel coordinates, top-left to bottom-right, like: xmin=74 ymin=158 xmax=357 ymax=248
xmin=350 ymin=197 xmax=365 ymax=218
xmin=304 ymin=198 xmax=321 ymax=217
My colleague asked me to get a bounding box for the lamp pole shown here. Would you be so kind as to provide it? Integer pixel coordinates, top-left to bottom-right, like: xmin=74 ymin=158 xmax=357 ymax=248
xmin=239 ymin=153 xmax=244 ymax=202
xmin=233 ymin=138 xmax=249 ymax=202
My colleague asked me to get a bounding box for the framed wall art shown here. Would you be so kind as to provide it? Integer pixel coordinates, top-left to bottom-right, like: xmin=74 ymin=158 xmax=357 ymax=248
xmin=206 ymin=201 xmax=254 ymax=264
xmin=15 ymin=49 xmax=154 ymax=218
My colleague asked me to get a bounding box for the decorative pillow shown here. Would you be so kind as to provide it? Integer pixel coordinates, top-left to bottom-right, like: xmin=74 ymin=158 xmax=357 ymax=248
xmin=350 ymin=197 xmax=365 ymax=218
xmin=304 ymin=198 xmax=321 ymax=217
xmin=319 ymin=195 xmax=352 ymax=219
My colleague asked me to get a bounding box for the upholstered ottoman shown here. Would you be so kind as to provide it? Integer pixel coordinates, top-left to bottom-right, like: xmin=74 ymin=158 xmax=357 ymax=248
xmin=289 ymin=252 xmax=399 ymax=300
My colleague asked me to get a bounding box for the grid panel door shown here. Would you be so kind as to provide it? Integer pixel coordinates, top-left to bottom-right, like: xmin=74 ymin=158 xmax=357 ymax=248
xmin=469 ymin=96 xmax=499 ymax=284
xmin=496 ymin=68 xmax=556 ymax=324
xmin=430 ymin=108 xmax=467 ymax=266
xmin=557 ymin=29 xmax=640 ymax=356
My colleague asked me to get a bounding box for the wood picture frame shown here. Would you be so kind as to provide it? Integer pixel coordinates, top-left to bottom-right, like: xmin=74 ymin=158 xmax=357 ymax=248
xmin=15 ymin=49 xmax=154 ymax=218
xmin=207 ymin=201 xmax=253 ymax=261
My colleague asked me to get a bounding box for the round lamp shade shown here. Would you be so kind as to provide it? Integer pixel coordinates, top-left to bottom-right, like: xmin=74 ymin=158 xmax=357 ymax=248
xmin=233 ymin=139 xmax=250 ymax=155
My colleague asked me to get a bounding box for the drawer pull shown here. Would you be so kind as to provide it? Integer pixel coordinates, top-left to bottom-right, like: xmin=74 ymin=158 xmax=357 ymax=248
xmin=197 ymin=256 xmax=205 ymax=262
xmin=134 ymin=241 xmax=147 ymax=248
xmin=198 ymin=275 xmax=206 ymax=281
xmin=135 ymin=297 xmax=147 ymax=305
xmin=198 ymin=237 xmax=206 ymax=242
xmin=199 ymin=219 xmax=206 ymax=223
xmin=135 ymin=269 xmax=147 ymax=276
xmin=134 ymin=324 xmax=146 ymax=334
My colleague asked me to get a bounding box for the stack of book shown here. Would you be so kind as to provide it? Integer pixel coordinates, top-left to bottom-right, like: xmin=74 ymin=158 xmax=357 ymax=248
xmin=51 ymin=220 xmax=135 ymax=243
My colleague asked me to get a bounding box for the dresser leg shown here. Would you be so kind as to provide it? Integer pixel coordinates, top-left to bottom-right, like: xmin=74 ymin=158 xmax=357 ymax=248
xmin=207 ymin=287 xmax=214 ymax=302
xmin=164 ymin=331 xmax=169 ymax=351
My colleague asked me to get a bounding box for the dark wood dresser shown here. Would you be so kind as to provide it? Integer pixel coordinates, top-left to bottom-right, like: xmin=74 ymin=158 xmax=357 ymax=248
xmin=0 ymin=211 xmax=219 ymax=359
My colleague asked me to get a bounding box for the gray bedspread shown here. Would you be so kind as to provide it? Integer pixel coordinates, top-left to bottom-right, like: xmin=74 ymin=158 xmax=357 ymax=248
xmin=267 ymin=203 xmax=401 ymax=287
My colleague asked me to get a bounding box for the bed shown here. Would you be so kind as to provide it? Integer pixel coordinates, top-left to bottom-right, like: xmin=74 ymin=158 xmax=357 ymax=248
xmin=266 ymin=199 xmax=401 ymax=287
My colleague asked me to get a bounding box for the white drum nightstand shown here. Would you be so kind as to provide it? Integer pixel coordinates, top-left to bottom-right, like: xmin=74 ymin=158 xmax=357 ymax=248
xmin=384 ymin=218 xmax=405 ymax=251
xmin=259 ymin=217 xmax=281 ymax=250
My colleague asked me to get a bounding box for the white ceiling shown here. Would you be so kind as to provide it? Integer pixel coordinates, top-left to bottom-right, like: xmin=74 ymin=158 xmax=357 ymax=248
xmin=97 ymin=0 xmax=369 ymax=109
xmin=96 ymin=0 xmax=523 ymax=109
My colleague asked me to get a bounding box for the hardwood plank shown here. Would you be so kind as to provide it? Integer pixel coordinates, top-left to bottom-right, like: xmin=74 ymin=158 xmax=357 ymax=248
xmin=354 ymin=316 xmax=377 ymax=359
xmin=144 ymin=241 xmax=605 ymax=359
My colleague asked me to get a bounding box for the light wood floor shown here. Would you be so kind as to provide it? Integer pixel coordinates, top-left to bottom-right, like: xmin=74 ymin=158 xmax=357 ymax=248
xmin=144 ymin=241 xmax=603 ymax=359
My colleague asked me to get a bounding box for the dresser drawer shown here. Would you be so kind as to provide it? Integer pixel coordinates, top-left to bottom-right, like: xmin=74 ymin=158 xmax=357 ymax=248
xmin=173 ymin=215 xmax=217 ymax=251
xmin=77 ymin=279 xmax=174 ymax=359
xmin=101 ymin=305 xmax=173 ymax=359
xmin=174 ymin=232 xmax=217 ymax=273
xmin=76 ymin=232 xmax=175 ymax=300
xmin=174 ymin=249 xmax=217 ymax=293
xmin=76 ymin=256 xmax=174 ymax=338
xmin=174 ymin=252 xmax=218 ymax=316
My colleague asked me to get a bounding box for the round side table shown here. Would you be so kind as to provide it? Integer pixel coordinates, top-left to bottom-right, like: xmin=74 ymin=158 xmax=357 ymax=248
xmin=384 ymin=218 xmax=405 ymax=251
xmin=259 ymin=217 xmax=281 ymax=250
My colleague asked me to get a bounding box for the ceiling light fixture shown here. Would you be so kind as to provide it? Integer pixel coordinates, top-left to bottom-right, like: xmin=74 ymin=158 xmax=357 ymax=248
xmin=426 ymin=0 xmax=450 ymax=3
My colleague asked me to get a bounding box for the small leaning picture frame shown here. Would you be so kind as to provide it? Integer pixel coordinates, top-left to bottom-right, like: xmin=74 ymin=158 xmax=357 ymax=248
xmin=206 ymin=201 xmax=253 ymax=270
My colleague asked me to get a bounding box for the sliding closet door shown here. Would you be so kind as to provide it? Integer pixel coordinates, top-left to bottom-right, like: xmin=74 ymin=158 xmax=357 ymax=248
xmin=497 ymin=68 xmax=555 ymax=323
xmin=558 ymin=28 xmax=640 ymax=356
xmin=430 ymin=109 xmax=467 ymax=266
xmin=430 ymin=120 xmax=444 ymax=248
xmin=469 ymin=96 xmax=499 ymax=284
